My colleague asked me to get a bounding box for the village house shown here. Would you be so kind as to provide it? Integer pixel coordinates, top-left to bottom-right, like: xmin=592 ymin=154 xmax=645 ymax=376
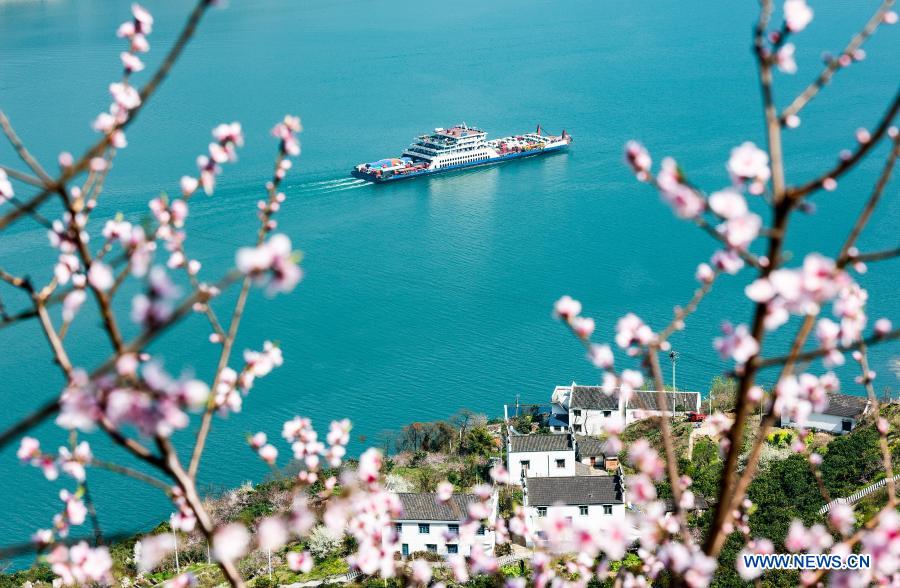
xmin=393 ymin=492 xmax=497 ymax=558
xmin=780 ymin=391 xmax=871 ymax=434
xmin=551 ymin=383 xmax=702 ymax=435
xmin=522 ymin=474 xmax=626 ymax=547
xmin=574 ymin=434 xmax=619 ymax=471
xmin=506 ymin=433 xmax=576 ymax=484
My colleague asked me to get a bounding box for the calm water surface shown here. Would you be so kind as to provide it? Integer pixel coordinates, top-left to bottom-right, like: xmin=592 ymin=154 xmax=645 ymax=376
xmin=0 ymin=0 xmax=897 ymax=552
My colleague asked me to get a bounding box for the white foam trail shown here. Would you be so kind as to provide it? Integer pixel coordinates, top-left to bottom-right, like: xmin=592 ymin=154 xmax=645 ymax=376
xmin=297 ymin=178 xmax=366 ymax=192
xmin=325 ymin=182 xmax=371 ymax=193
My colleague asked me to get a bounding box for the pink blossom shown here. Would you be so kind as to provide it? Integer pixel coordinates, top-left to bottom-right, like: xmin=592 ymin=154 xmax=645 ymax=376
xmin=784 ymin=0 xmax=814 ymax=32
xmin=59 ymin=441 xmax=93 ymax=482
xmin=695 ymin=262 xmax=715 ymax=283
xmin=288 ymin=550 xmax=314 ymax=573
xmin=624 ymin=140 xmax=652 ymax=180
xmin=243 ymin=340 xmax=283 ymax=377
xmin=570 ymin=316 xmax=595 ymax=338
xmin=410 ymin=559 xmax=432 ymax=585
xmin=258 ymin=444 xmax=278 ymax=465
xmin=736 ymin=539 xmax=774 ymax=580
xmin=656 ymin=157 xmax=704 ymax=219
xmin=615 ymin=312 xmax=654 ymax=349
xmin=775 ymin=43 xmax=797 ymax=74
xmin=60 ymin=489 xmax=87 ymax=527
xmin=249 ymin=431 xmax=267 ymax=449
xmin=436 ymin=481 xmax=454 ymax=504
xmin=629 ymin=439 xmax=664 ymax=480
xmin=62 ymin=288 xmax=86 ymax=323
xmin=109 ymin=82 xmax=141 ymax=110
xmin=236 ymin=233 xmax=303 ymax=295
xmin=136 ymin=534 xmax=175 ymax=572
xmin=56 ymin=371 xmax=100 ymax=432
xmin=719 ymin=212 xmax=761 ymax=249
xmin=885 ymin=10 xmax=898 ymax=24
xmin=272 ymin=115 xmax=302 ymax=156
xmin=874 ymin=317 xmax=892 ymax=336
xmin=708 ymin=189 xmax=748 ymax=219
xmin=587 ymin=343 xmax=614 ymax=369
xmin=727 ymin=142 xmax=770 ymax=192
xmin=180 ymin=175 xmax=199 ymax=197
xmin=48 ymin=541 xmax=113 ymax=586
xmin=620 ymin=369 xmax=644 ymax=394
xmin=553 ymin=295 xmax=582 ymax=319
xmin=257 ymin=516 xmax=288 ymax=550
xmin=358 ymin=447 xmax=383 ymax=485
xmin=17 ymin=436 xmax=41 ymax=462
xmin=0 ymin=169 xmax=13 ymax=203
xmin=710 ymin=249 xmax=744 ymax=274
xmin=87 ymin=262 xmax=114 ymax=291
xmin=714 ymin=321 xmax=759 ymax=364
xmin=213 ymin=523 xmax=250 ymax=562
xmin=829 ymin=502 xmax=855 ymax=535
xmin=120 ymin=51 xmax=144 ymax=73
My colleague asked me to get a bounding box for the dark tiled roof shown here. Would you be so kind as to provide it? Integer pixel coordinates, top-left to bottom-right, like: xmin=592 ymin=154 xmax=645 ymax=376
xmin=396 ymin=493 xmax=477 ymax=521
xmin=823 ymin=393 xmax=869 ymax=418
xmin=547 ymin=413 xmax=569 ymax=427
xmin=664 ymin=494 xmax=710 ymax=512
xmin=510 ymin=434 xmax=572 ymax=453
xmin=570 ymin=386 xmax=619 ymax=410
xmin=525 ymin=476 xmax=623 ymax=506
xmin=627 ymin=391 xmax=700 ymax=411
xmin=575 ymin=435 xmax=614 ymax=457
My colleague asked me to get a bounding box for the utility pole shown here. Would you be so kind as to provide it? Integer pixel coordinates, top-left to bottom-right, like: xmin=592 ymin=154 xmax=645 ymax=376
xmin=669 ymin=350 xmax=679 ymax=391
xmin=669 ymin=351 xmax=679 ymax=420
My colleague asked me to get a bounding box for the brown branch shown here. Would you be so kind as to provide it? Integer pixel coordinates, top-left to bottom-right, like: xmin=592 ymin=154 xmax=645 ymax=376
xmin=786 ymin=91 xmax=900 ymax=199
xmin=0 ymin=272 xmax=238 ymax=452
xmin=0 ymin=0 xmax=214 ymax=232
xmin=857 ymin=343 xmax=896 ymax=506
xmin=838 ymin=136 xmax=899 ymax=263
xmin=0 ymin=111 xmax=53 ymax=185
xmin=853 ymin=246 xmax=900 ymax=264
xmin=0 ymin=165 xmax=44 ymax=188
xmin=780 ymin=0 xmax=896 ymax=125
xmin=158 ymin=436 xmax=246 ymax=587
xmin=188 ymin=152 xmax=288 ymax=480
xmin=92 ymin=459 xmax=172 ymax=494
xmin=754 ymin=327 xmax=900 ymax=370
xmin=704 ymin=0 xmax=791 ymax=556
xmin=658 ymin=269 xmax=721 ymax=342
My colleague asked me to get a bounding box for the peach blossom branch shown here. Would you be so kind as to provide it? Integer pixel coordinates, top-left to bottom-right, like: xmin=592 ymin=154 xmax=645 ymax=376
xmin=780 ymin=0 xmax=896 ymax=125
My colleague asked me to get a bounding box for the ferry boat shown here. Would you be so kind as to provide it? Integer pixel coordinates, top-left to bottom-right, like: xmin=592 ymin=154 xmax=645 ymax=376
xmin=351 ymin=123 xmax=571 ymax=182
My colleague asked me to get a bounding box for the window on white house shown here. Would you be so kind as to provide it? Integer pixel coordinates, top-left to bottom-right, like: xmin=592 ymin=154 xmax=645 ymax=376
xmin=579 ymin=505 xmax=588 ymax=516
xmin=521 ymin=460 xmax=530 ymax=471
xmin=556 ymin=459 xmax=565 ymax=468
xmin=603 ymin=411 xmax=611 ymax=417
xmin=603 ymin=505 xmax=613 ymax=515
xmin=447 ymin=544 xmax=458 ymax=554
xmin=402 ymin=544 xmax=409 ymax=556
xmin=573 ymin=409 xmax=582 ymax=417
xmin=575 ymin=424 xmax=583 ymax=433
xmin=394 ymin=523 xmax=402 ymax=535
xmin=477 ymin=525 xmax=486 ymax=535
xmin=448 ymin=524 xmax=459 ymax=535
xmin=537 ymin=507 xmax=547 ymax=517
xmin=426 ymin=544 xmax=437 ymax=553
xmin=419 ymin=523 xmax=430 ymax=534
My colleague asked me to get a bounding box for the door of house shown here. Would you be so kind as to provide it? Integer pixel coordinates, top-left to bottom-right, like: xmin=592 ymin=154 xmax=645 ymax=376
xmin=842 ymin=419 xmax=852 ymax=432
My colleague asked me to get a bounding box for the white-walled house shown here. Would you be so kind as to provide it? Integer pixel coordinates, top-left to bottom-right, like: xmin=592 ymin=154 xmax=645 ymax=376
xmin=780 ymin=392 xmax=870 ymax=434
xmin=507 ymin=434 xmax=576 ymax=484
xmin=625 ymin=390 xmax=702 ymax=425
xmin=393 ymin=492 xmax=497 ymax=557
xmin=553 ymin=384 xmax=702 ymax=435
xmin=522 ymin=474 xmax=626 ymax=547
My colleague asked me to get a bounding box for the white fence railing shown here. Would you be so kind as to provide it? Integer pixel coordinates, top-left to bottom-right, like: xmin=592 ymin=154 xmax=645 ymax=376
xmin=818 ymin=474 xmax=900 ymax=514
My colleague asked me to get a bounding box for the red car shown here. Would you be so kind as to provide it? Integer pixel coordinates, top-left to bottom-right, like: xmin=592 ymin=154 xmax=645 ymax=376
xmin=687 ymin=411 xmax=707 ymax=423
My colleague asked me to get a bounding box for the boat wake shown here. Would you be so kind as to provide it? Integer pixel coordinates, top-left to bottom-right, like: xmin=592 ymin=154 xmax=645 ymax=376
xmin=294 ymin=177 xmax=369 ymax=194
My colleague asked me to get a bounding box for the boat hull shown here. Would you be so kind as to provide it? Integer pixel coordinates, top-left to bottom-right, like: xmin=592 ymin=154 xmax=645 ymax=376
xmin=351 ymin=143 xmax=569 ymax=183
